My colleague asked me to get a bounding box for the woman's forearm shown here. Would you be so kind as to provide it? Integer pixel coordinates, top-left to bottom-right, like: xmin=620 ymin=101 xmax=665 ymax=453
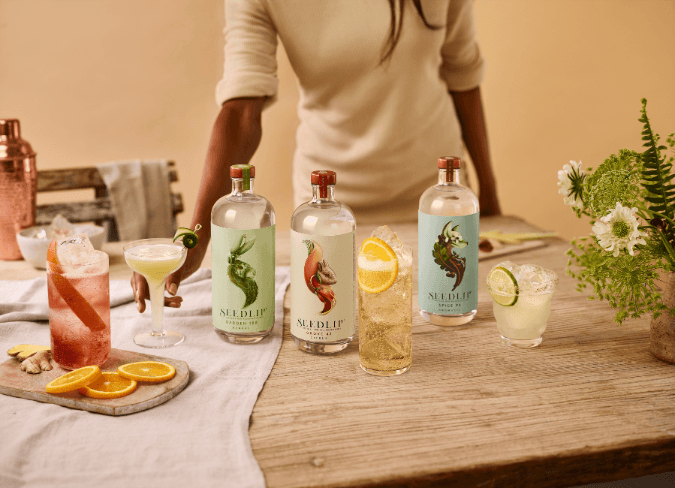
xmin=190 ymin=97 xmax=266 ymax=241
xmin=450 ymin=87 xmax=501 ymax=216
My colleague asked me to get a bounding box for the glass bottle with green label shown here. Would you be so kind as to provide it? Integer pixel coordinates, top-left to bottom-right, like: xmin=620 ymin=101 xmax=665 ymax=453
xmin=211 ymin=164 xmax=275 ymax=343
xmin=290 ymin=170 xmax=356 ymax=354
xmin=418 ymin=156 xmax=479 ymax=326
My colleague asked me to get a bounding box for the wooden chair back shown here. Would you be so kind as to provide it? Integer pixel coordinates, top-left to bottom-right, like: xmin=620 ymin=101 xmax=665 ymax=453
xmin=35 ymin=161 xmax=184 ymax=242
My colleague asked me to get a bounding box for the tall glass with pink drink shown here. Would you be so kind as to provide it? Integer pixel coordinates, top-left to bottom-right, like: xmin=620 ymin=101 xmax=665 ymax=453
xmin=47 ymin=235 xmax=111 ymax=370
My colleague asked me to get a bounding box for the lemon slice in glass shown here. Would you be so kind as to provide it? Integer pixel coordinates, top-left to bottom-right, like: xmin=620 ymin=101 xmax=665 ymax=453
xmin=117 ymin=361 xmax=176 ymax=383
xmin=78 ymin=372 xmax=137 ymax=399
xmin=45 ymin=365 xmax=102 ymax=394
xmin=487 ymin=266 xmax=519 ymax=306
xmin=358 ymin=237 xmax=398 ymax=294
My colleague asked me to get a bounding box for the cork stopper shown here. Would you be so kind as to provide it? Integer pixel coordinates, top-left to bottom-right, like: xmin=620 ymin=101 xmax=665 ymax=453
xmin=230 ymin=165 xmax=255 ymax=178
xmin=438 ymin=156 xmax=461 ymax=170
xmin=311 ymin=170 xmax=336 ymax=198
xmin=230 ymin=164 xmax=254 ymax=191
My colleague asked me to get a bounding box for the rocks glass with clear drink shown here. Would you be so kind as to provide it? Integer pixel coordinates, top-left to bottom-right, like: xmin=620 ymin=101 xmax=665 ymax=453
xmin=487 ymin=261 xmax=558 ymax=348
xmin=47 ymin=235 xmax=111 ymax=369
xmin=358 ymin=226 xmax=413 ymax=375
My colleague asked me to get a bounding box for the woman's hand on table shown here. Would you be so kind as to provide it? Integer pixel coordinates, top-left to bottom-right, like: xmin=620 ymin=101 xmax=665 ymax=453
xmin=131 ymin=244 xmax=207 ymax=313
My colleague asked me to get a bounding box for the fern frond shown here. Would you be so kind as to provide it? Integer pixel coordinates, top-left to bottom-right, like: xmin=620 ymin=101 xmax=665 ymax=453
xmin=639 ymin=99 xmax=675 ymax=231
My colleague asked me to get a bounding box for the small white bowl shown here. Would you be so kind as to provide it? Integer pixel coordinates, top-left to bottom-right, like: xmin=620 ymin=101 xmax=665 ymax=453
xmin=16 ymin=224 xmax=106 ymax=269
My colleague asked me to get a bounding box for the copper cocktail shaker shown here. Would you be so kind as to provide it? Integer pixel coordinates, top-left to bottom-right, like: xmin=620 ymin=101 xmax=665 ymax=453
xmin=0 ymin=119 xmax=37 ymax=260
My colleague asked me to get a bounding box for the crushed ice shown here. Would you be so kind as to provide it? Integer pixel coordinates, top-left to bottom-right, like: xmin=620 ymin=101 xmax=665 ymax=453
xmin=488 ymin=260 xmax=558 ymax=295
xmin=29 ymin=214 xmax=75 ymax=239
xmin=371 ymin=225 xmax=413 ymax=267
xmin=56 ymin=234 xmax=106 ymax=267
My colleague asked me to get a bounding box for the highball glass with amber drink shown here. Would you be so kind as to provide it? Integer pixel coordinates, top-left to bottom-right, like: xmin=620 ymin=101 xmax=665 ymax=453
xmin=358 ymin=226 xmax=412 ymax=376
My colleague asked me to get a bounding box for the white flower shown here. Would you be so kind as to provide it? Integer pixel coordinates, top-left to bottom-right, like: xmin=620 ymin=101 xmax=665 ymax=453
xmin=450 ymin=230 xmax=462 ymax=244
xmin=592 ymin=202 xmax=647 ymax=257
xmin=558 ymin=160 xmax=584 ymax=208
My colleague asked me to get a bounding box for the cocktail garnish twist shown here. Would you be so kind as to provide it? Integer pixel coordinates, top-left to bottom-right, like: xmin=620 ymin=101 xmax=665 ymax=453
xmin=173 ymin=224 xmax=202 ymax=249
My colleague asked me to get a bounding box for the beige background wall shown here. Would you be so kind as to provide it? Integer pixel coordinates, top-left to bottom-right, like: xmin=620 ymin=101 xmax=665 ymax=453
xmin=1 ymin=0 xmax=674 ymax=241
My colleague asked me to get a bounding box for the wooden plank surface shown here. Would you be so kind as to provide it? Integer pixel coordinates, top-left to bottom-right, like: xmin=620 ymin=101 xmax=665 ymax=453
xmin=36 ymin=161 xmax=178 ymax=192
xmin=3 ymin=215 xmax=674 ymax=485
xmin=35 ymin=193 xmax=183 ymax=225
xmin=249 ymin=216 xmax=675 ymax=487
xmin=0 ymin=348 xmax=189 ymax=416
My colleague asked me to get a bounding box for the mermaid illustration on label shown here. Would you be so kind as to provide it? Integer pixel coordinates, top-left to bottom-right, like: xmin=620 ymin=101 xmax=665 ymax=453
xmin=228 ymin=234 xmax=258 ymax=308
xmin=302 ymin=240 xmax=337 ymax=315
xmin=433 ymin=221 xmax=468 ymax=291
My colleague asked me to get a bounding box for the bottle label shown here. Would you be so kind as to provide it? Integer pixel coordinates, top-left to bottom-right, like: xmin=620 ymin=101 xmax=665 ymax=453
xmin=418 ymin=211 xmax=479 ymax=315
xmin=290 ymin=230 xmax=356 ymax=343
xmin=211 ymin=224 xmax=275 ymax=333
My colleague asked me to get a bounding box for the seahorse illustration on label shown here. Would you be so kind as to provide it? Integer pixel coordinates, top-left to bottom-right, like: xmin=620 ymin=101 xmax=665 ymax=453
xmin=302 ymin=240 xmax=337 ymax=315
xmin=228 ymin=234 xmax=258 ymax=308
xmin=432 ymin=221 xmax=468 ymax=291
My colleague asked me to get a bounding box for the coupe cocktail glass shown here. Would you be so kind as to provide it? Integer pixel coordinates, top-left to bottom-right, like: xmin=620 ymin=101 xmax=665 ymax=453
xmin=487 ymin=261 xmax=558 ymax=348
xmin=124 ymin=238 xmax=187 ymax=348
xmin=358 ymin=226 xmax=413 ymax=376
xmin=47 ymin=236 xmax=111 ymax=369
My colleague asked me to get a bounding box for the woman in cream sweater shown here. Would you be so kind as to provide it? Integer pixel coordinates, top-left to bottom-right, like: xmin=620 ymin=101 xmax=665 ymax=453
xmin=133 ymin=0 xmax=501 ymax=309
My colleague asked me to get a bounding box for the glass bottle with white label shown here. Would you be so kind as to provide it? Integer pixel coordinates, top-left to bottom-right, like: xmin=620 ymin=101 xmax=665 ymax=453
xmin=211 ymin=164 xmax=275 ymax=344
xmin=290 ymin=170 xmax=356 ymax=354
xmin=418 ymin=156 xmax=479 ymax=326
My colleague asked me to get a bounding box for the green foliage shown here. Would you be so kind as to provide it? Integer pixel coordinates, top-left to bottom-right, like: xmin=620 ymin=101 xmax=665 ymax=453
xmin=586 ymin=169 xmax=640 ymax=218
xmin=566 ymin=237 xmax=666 ymax=323
xmin=585 ymin=149 xmax=639 ymax=190
xmin=639 ymin=99 xmax=675 ymax=232
xmin=564 ymin=99 xmax=675 ymax=324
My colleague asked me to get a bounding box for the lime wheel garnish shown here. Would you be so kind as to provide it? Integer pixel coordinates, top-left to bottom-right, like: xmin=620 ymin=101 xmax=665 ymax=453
xmin=487 ymin=266 xmax=519 ymax=306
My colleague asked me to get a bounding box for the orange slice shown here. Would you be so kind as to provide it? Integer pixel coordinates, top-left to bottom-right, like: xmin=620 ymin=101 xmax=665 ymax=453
xmin=45 ymin=365 xmax=102 ymax=394
xmin=78 ymin=372 xmax=137 ymax=399
xmin=47 ymin=239 xmax=62 ymax=272
xmin=46 ymin=239 xmax=107 ymax=332
xmin=117 ymin=361 xmax=176 ymax=383
xmin=358 ymin=237 xmax=398 ymax=293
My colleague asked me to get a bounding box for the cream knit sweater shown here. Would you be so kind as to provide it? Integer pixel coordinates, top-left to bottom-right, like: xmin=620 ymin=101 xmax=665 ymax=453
xmin=216 ymin=0 xmax=485 ymax=224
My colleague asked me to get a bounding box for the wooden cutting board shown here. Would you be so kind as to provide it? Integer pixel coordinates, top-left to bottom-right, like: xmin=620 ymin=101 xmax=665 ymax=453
xmin=0 ymin=348 xmax=189 ymax=416
xmin=478 ymin=239 xmax=548 ymax=261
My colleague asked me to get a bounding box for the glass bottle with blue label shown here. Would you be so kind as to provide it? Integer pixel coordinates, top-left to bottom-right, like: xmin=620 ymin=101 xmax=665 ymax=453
xmin=418 ymin=156 xmax=479 ymax=326
xmin=211 ymin=164 xmax=275 ymax=343
xmin=290 ymin=170 xmax=356 ymax=354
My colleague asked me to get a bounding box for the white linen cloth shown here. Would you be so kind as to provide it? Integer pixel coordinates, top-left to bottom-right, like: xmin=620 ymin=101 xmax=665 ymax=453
xmin=0 ymin=267 xmax=290 ymax=488
xmin=96 ymin=160 xmax=175 ymax=240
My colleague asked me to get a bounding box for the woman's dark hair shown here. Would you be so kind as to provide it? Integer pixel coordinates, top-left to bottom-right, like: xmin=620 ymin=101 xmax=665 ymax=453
xmin=381 ymin=0 xmax=443 ymax=64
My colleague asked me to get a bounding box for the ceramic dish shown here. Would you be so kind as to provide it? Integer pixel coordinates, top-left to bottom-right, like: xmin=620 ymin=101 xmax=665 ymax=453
xmin=16 ymin=225 xmax=106 ymax=269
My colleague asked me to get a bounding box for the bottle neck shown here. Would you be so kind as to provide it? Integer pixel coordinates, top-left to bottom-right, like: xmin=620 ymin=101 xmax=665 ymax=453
xmin=439 ymin=168 xmax=461 ymax=186
xmin=311 ymin=184 xmax=335 ymax=202
xmin=231 ymin=178 xmax=255 ymax=195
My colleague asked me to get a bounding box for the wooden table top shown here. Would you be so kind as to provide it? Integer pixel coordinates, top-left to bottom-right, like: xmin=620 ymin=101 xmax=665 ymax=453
xmin=2 ymin=216 xmax=674 ymax=487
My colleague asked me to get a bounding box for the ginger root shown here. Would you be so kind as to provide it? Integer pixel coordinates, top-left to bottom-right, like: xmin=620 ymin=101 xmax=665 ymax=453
xmin=8 ymin=345 xmax=53 ymax=374
xmin=20 ymin=350 xmax=53 ymax=374
xmin=8 ymin=344 xmax=50 ymax=360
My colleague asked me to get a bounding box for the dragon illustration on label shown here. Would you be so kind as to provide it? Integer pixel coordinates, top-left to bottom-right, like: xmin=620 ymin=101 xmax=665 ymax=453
xmin=432 ymin=221 xmax=468 ymax=291
xmin=302 ymin=240 xmax=337 ymax=315
xmin=228 ymin=234 xmax=258 ymax=308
